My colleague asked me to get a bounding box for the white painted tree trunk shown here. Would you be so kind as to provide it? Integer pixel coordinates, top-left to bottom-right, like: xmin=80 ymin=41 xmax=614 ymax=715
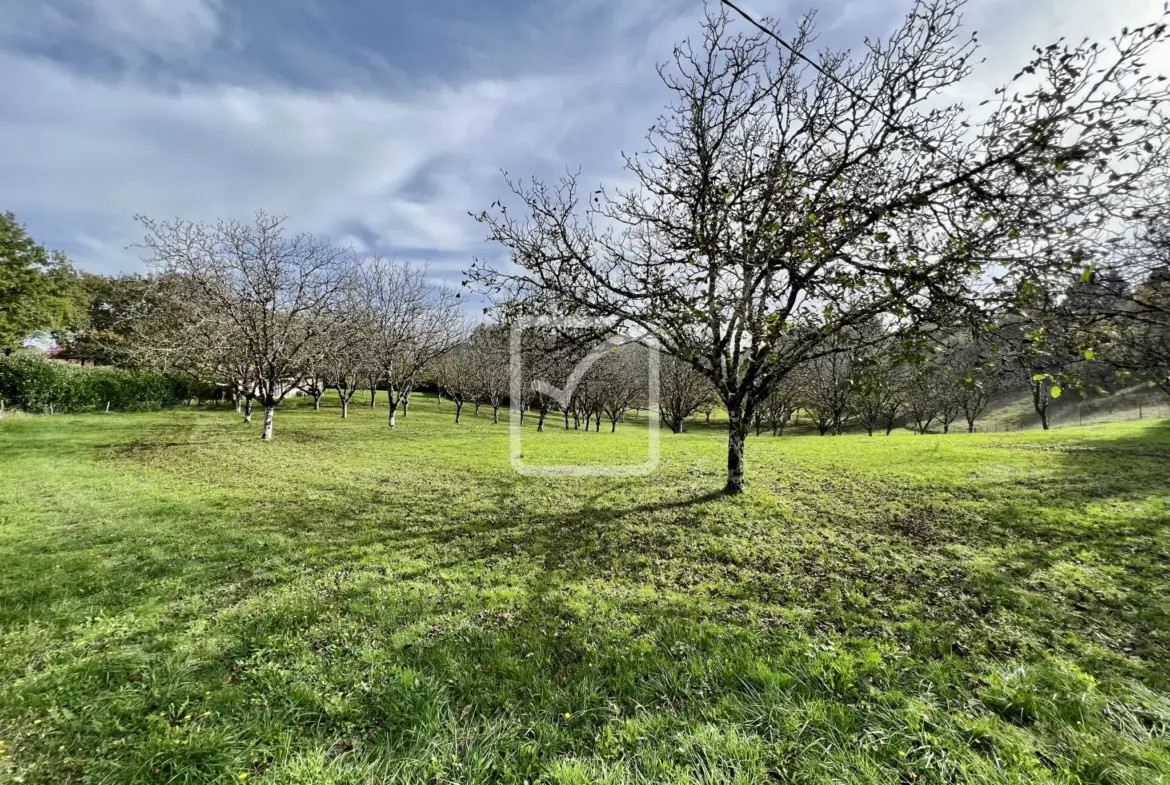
xmin=262 ymin=406 xmax=275 ymax=440
xmin=725 ymin=412 xmax=747 ymax=494
xmin=244 ymin=398 xmax=253 ymax=423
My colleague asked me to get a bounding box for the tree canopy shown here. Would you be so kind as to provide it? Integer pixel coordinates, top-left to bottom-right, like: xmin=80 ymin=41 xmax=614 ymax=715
xmin=0 ymin=212 xmax=80 ymax=352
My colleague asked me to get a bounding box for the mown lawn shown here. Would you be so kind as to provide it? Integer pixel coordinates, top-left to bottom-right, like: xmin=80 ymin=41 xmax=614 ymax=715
xmin=1 ymin=396 xmax=1169 ymax=784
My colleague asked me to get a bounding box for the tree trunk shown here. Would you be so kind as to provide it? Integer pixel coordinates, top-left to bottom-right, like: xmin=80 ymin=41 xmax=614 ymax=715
xmin=389 ymin=399 xmax=397 ymax=429
xmin=455 ymin=401 xmax=463 ymax=423
xmin=234 ymin=395 xmax=242 ymax=415
xmin=370 ymin=388 xmax=377 ymax=407
xmin=594 ymin=411 xmax=602 ymax=431
xmin=564 ymin=410 xmax=570 ymax=429
xmin=1031 ymin=383 xmax=1049 ymax=430
xmin=261 ymin=406 xmax=275 ymax=441
xmin=611 ymin=418 xmax=617 ymax=433
xmin=725 ymin=412 xmax=748 ymax=495
xmin=537 ymin=409 xmax=547 ymax=432
xmin=245 ymin=398 xmax=253 ymax=423
xmin=492 ymin=405 xmax=500 ymax=424
xmin=342 ymin=398 xmax=349 ymax=419
xmin=401 ymin=392 xmax=410 ymax=416
xmin=967 ymin=418 xmax=975 ymax=433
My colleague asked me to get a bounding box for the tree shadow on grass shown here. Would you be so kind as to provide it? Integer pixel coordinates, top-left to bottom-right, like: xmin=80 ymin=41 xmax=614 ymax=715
xmin=8 ymin=417 xmax=1170 ymax=782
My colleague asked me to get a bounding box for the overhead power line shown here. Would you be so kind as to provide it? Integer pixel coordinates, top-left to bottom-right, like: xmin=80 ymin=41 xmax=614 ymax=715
xmin=717 ymin=0 xmax=943 ymax=154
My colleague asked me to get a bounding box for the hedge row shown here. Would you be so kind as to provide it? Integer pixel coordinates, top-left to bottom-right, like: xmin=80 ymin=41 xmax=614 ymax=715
xmin=0 ymin=354 xmax=202 ymax=413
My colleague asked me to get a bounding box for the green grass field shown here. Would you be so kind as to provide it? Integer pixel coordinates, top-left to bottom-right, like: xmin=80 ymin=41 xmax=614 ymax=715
xmin=2 ymin=396 xmax=1169 ymax=784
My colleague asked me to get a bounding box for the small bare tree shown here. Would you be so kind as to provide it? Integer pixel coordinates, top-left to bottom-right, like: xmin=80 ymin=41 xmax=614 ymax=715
xmin=321 ymin=269 xmax=377 ymax=420
xmin=468 ymin=325 xmax=510 ymax=424
xmin=599 ymin=344 xmax=647 ymax=432
xmin=904 ymin=363 xmax=943 ymax=434
xmin=659 ymin=353 xmax=713 ymax=433
xmin=948 ymin=346 xmax=1003 ymax=432
xmin=137 ymin=213 xmax=351 ymax=440
xmin=434 ymin=338 xmax=477 ymax=423
xmin=361 ymin=259 xmax=464 ymax=429
xmin=851 ymin=348 xmax=908 ymax=436
xmin=803 ymin=350 xmax=856 ymax=436
xmin=755 ymin=375 xmax=800 ymax=436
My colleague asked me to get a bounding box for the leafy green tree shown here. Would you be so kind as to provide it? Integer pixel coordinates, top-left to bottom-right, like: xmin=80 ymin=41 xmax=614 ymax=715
xmin=0 ymin=212 xmax=79 ymax=352
xmin=55 ymin=273 xmax=159 ymax=365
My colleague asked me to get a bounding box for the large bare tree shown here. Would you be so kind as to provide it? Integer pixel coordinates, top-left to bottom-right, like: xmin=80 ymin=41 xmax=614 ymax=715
xmin=468 ymin=0 xmax=1170 ymax=492
xmin=137 ymin=213 xmax=352 ymax=440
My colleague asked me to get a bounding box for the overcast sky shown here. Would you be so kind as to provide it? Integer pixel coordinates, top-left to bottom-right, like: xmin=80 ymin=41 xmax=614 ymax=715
xmin=0 ymin=0 xmax=1165 ymax=288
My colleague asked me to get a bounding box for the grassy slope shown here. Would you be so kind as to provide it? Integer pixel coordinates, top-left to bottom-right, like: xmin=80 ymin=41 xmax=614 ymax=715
xmin=1 ymin=396 xmax=1169 ymax=784
xmin=978 ymin=385 xmax=1170 ymax=433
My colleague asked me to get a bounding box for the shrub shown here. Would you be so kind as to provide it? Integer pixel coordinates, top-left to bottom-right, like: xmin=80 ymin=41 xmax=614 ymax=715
xmin=0 ymin=354 xmax=197 ymax=413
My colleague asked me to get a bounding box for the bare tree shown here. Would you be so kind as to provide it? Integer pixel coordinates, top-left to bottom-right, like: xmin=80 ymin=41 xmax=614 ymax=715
xmin=434 ymin=338 xmax=477 ymax=423
xmin=904 ymin=363 xmax=944 ymax=434
xmin=469 ymin=1 xmax=1170 ymax=492
xmin=755 ymin=375 xmax=800 ymax=436
xmin=948 ymin=346 xmax=1003 ymax=432
xmin=937 ymin=383 xmax=963 ymax=434
xmin=468 ymin=325 xmax=510 ymax=424
xmin=321 ymin=268 xmax=377 ymax=420
xmin=299 ymin=365 xmax=328 ymax=411
xmin=599 ymin=344 xmax=647 ymax=432
xmin=361 ymin=259 xmax=463 ymax=429
xmin=803 ymin=350 xmax=856 ymax=436
xmin=851 ymin=343 xmax=910 ymax=436
xmin=659 ymin=353 xmax=713 ymax=433
xmin=137 ymin=213 xmax=351 ymax=440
